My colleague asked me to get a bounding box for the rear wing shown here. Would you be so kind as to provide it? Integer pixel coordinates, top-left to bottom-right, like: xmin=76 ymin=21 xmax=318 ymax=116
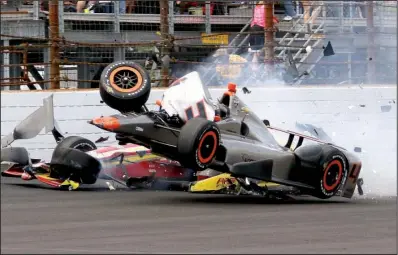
xmin=266 ymin=124 xmax=346 ymax=151
xmin=1 ymin=95 xmax=64 ymax=148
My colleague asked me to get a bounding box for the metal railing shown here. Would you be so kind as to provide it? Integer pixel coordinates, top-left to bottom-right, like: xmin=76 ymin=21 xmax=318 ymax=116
xmin=0 ymin=0 xmax=396 ymax=90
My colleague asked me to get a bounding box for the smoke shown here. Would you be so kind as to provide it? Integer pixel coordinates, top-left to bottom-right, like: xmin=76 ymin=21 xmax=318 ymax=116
xmin=187 ymin=34 xmax=396 ymax=87
xmin=258 ymin=87 xmax=397 ymax=198
xmin=193 ymin=49 xmax=287 ymax=88
xmin=294 ymin=116 xmax=397 ymax=198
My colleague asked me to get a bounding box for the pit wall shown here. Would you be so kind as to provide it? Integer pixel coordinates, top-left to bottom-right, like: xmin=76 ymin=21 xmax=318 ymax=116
xmin=1 ymin=86 xmax=396 ymax=196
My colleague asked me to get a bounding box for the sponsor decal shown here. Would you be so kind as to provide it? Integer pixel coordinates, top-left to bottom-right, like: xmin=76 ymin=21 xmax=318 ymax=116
xmin=216 ymin=177 xmax=237 ymax=188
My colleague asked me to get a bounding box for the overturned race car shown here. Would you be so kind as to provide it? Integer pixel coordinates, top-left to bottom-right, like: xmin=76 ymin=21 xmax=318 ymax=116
xmin=88 ymin=60 xmax=364 ymax=199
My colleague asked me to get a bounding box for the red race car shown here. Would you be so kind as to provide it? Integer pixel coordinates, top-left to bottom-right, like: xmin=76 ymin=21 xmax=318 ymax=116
xmin=0 ymin=95 xmax=199 ymax=191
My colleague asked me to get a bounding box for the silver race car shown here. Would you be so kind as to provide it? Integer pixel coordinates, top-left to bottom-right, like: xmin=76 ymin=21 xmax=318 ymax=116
xmin=88 ymin=61 xmax=364 ymax=199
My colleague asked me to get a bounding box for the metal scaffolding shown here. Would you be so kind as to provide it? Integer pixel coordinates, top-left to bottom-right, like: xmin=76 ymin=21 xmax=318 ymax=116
xmin=0 ymin=0 xmax=396 ymax=89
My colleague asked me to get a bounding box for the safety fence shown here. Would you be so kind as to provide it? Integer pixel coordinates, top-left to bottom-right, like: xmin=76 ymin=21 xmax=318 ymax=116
xmin=0 ymin=0 xmax=396 ymax=90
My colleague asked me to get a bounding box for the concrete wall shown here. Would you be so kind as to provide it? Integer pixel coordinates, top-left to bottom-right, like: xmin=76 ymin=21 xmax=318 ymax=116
xmin=1 ymin=86 xmax=396 ymax=196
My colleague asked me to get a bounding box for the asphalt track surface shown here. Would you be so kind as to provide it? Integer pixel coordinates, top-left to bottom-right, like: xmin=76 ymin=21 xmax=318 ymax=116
xmin=1 ymin=178 xmax=396 ymax=254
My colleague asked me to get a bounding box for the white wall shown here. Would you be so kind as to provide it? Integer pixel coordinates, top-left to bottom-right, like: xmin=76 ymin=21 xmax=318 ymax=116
xmin=1 ymin=86 xmax=397 ymax=196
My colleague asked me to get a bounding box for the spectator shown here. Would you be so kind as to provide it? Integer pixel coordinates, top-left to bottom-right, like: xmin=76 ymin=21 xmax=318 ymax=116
xmin=41 ymin=0 xmax=77 ymax=12
xmin=76 ymin=0 xmax=91 ymax=12
xmin=119 ymin=0 xmax=126 ymax=13
xmin=249 ymin=1 xmax=278 ymax=70
xmin=301 ymin=0 xmax=312 ymax=23
xmin=126 ymin=0 xmax=135 ymax=13
xmin=97 ymin=1 xmax=113 ymax=13
xmin=64 ymin=0 xmax=78 ymax=12
xmin=282 ymin=0 xmax=301 ymax=21
xmin=77 ymin=0 xmax=115 ymax=14
xmin=118 ymin=0 xmax=137 ymax=14
xmin=248 ymin=1 xmax=279 ymax=63
xmin=40 ymin=0 xmax=49 ymax=11
xmin=79 ymin=1 xmax=121 ymax=14
xmin=76 ymin=0 xmax=84 ymax=12
xmin=176 ymin=1 xmax=198 ymax=15
xmin=249 ymin=1 xmax=266 ymax=53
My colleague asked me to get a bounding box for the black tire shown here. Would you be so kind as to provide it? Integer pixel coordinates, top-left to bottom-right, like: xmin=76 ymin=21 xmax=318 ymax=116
xmin=177 ymin=118 xmax=221 ymax=171
xmin=53 ymin=136 xmax=97 ymax=153
xmin=295 ymin=145 xmax=349 ymax=199
xmin=314 ymin=147 xmax=349 ymax=199
xmin=50 ymin=136 xmax=100 ymax=184
xmin=99 ymin=61 xmax=151 ymax=113
xmin=50 ymin=148 xmax=101 ymax=185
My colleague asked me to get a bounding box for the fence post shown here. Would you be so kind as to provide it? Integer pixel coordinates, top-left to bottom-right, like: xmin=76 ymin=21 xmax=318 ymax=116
xmin=33 ymin=0 xmax=39 ymax=20
xmin=2 ymin=40 xmax=10 ymax=91
xmin=205 ymin=1 xmax=211 ymax=34
xmin=160 ymin=0 xmax=170 ymax=87
xmin=168 ymin=1 xmax=175 ymax=35
xmin=264 ymin=1 xmax=274 ymax=72
xmin=114 ymin=0 xmax=121 ymax=33
xmin=58 ymin=1 xmax=65 ymax=34
xmin=113 ymin=1 xmax=125 ymax=61
xmin=367 ymin=1 xmax=375 ymax=84
xmin=49 ymin=0 xmax=61 ymax=89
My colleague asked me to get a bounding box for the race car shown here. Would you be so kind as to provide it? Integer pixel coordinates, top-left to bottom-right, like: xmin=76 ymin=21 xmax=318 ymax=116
xmin=89 ymin=60 xmax=364 ymax=199
xmin=0 ymin=93 xmax=301 ymax=197
xmin=1 ymin=142 xmax=194 ymax=191
xmin=0 ymin=95 xmax=194 ymax=191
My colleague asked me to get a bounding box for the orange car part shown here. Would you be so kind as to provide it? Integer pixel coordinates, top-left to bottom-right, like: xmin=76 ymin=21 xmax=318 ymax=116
xmin=91 ymin=116 xmax=121 ymax=131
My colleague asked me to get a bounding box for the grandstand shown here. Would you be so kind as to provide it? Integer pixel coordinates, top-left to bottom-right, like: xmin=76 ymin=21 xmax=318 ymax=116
xmin=1 ymin=0 xmax=396 ymax=90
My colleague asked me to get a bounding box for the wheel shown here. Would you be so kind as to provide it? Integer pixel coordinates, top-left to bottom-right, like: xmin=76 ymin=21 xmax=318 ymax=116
xmin=295 ymin=145 xmax=349 ymax=199
xmin=50 ymin=148 xmax=102 ymax=185
xmin=50 ymin=136 xmax=100 ymax=184
xmin=99 ymin=61 xmax=151 ymax=113
xmin=316 ymin=151 xmax=348 ymax=199
xmin=177 ymin=118 xmax=221 ymax=171
xmin=314 ymin=147 xmax=349 ymax=199
xmin=53 ymin=136 xmax=97 ymax=153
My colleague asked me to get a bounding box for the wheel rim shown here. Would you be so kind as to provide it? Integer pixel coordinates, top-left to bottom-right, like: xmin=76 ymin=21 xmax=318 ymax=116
xmin=109 ymin=67 xmax=143 ymax=93
xmin=197 ymin=131 xmax=218 ymax=164
xmin=322 ymin=159 xmax=343 ymax=192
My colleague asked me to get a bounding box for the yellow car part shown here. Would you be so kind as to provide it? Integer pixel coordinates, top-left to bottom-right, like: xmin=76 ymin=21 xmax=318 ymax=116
xmin=189 ymin=173 xmax=280 ymax=193
xmin=60 ymin=180 xmax=80 ymax=190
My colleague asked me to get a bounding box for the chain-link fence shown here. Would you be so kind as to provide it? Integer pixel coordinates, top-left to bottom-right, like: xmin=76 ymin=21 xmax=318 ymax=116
xmin=1 ymin=0 xmax=396 ymax=90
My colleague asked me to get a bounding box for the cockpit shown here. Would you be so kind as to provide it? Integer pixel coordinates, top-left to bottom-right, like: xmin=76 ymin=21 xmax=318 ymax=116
xmin=216 ymin=82 xmax=236 ymax=120
xmin=154 ymin=71 xmax=280 ymax=147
